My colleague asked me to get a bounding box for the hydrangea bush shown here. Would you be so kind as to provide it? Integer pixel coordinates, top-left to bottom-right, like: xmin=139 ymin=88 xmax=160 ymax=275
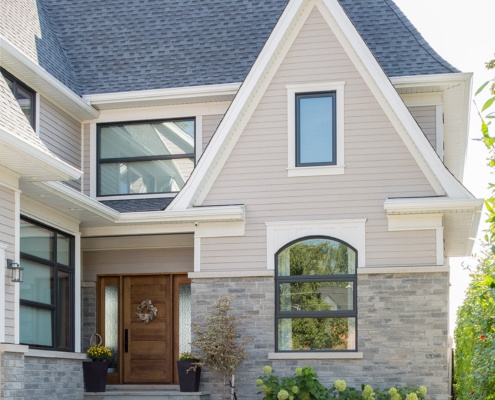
xmin=256 ymin=366 xmax=427 ymax=400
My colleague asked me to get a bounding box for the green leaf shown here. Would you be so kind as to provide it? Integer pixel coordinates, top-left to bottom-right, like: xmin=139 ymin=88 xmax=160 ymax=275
xmin=476 ymin=81 xmax=490 ymax=96
xmin=482 ymin=96 xmax=495 ymax=112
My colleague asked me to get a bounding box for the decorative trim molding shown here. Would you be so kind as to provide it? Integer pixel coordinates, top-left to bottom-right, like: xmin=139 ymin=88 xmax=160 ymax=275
xmin=268 ymin=352 xmax=364 ymax=360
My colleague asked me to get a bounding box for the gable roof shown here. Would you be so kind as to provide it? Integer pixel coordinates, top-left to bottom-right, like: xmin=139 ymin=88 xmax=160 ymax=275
xmin=169 ymin=0 xmax=472 ymax=212
xmin=35 ymin=0 xmax=457 ymax=96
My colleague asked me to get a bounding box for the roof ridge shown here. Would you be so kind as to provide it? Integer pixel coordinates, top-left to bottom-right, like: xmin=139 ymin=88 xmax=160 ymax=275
xmin=384 ymin=0 xmax=459 ymax=74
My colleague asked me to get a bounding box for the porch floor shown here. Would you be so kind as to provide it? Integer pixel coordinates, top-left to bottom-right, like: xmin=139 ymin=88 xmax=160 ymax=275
xmin=84 ymin=385 xmax=210 ymax=400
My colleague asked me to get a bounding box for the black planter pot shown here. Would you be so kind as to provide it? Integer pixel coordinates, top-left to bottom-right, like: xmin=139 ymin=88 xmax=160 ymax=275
xmin=177 ymin=360 xmax=201 ymax=392
xmin=82 ymin=361 xmax=109 ymax=392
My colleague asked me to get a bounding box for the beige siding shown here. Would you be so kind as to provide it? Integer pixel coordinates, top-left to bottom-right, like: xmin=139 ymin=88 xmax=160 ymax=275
xmin=202 ymin=114 xmax=224 ymax=153
xmin=200 ymin=7 xmax=438 ymax=270
xmin=39 ymin=96 xmax=81 ymax=190
xmin=409 ymin=106 xmax=436 ymax=149
xmin=0 ymin=186 xmax=16 ymax=342
xmin=82 ymin=124 xmax=91 ymax=195
xmin=83 ymin=247 xmax=194 ymax=282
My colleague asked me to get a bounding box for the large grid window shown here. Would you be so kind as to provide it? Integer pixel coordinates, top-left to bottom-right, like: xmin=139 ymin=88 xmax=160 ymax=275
xmin=295 ymin=92 xmax=336 ymax=167
xmin=275 ymin=236 xmax=357 ymax=352
xmin=1 ymin=68 xmax=36 ymax=129
xmin=19 ymin=218 xmax=74 ymax=351
xmin=97 ymin=118 xmax=195 ymax=196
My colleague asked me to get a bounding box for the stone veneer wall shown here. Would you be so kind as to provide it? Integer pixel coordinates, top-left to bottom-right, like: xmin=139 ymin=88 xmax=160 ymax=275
xmin=191 ymin=272 xmax=450 ymax=400
xmin=0 ymin=348 xmax=25 ymax=400
xmin=81 ymin=284 xmax=97 ymax=352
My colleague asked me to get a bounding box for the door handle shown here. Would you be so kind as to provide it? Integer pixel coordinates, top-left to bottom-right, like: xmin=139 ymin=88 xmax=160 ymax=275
xmin=124 ymin=329 xmax=129 ymax=353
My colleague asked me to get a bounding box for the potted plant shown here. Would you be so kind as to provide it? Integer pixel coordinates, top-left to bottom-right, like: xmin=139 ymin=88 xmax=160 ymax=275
xmin=191 ymin=296 xmax=252 ymax=400
xmin=83 ymin=345 xmax=112 ymax=392
xmin=177 ymin=352 xmax=202 ymax=392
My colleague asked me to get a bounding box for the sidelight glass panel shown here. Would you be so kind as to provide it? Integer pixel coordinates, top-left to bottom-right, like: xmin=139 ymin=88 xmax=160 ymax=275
xmin=57 ymin=271 xmax=71 ymax=350
xmin=279 ymin=281 xmax=354 ymax=312
xmin=105 ymin=286 xmax=119 ymax=372
xmin=178 ymin=284 xmax=191 ymax=354
xmin=278 ymin=317 xmax=356 ymax=351
xmin=20 ymin=305 xmax=52 ymax=347
xmin=20 ymin=259 xmax=53 ymax=304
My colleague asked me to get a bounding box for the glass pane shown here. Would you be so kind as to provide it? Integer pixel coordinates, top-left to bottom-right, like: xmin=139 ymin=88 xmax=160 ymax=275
xmin=105 ymin=286 xmax=119 ymax=372
xmin=99 ymin=158 xmax=194 ymax=195
xmin=57 ymin=235 xmax=71 ymax=266
xmin=277 ymin=238 xmax=356 ymax=276
xmin=179 ymin=284 xmax=192 ymax=354
xmin=279 ymin=281 xmax=354 ymax=311
xmin=297 ymin=93 xmax=334 ymax=165
xmin=57 ymin=271 xmax=71 ymax=350
xmin=20 ymin=305 xmax=52 ymax=347
xmin=100 ymin=120 xmax=195 ymax=159
xmin=278 ymin=317 xmax=356 ymax=351
xmin=20 ymin=220 xmax=53 ymax=261
xmin=15 ymin=84 xmax=34 ymax=126
xmin=20 ymin=259 xmax=53 ymax=304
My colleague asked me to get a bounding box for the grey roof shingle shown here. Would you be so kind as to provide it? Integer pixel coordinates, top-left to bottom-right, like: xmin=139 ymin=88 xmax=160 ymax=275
xmin=100 ymin=197 xmax=174 ymax=213
xmin=38 ymin=0 xmax=458 ymax=96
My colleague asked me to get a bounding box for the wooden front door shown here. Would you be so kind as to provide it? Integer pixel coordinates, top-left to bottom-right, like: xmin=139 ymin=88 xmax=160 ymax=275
xmin=98 ymin=274 xmax=190 ymax=385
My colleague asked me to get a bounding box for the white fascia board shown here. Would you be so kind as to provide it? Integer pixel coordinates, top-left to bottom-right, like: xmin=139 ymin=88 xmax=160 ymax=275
xmin=0 ymin=127 xmax=82 ymax=181
xmin=38 ymin=181 xmax=245 ymax=225
xmin=384 ymin=197 xmax=484 ymax=214
xmin=83 ymin=83 xmax=241 ymax=108
xmin=390 ymin=72 xmax=474 ymax=88
xmin=319 ymin=0 xmax=473 ymax=199
xmin=0 ymin=37 xmax=99 ymax=121
xmin=169 ymin=0 xmax=309 ymax=211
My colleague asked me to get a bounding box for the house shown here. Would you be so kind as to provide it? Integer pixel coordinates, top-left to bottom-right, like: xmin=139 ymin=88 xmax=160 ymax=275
xmin=0 ymin=0 xmax=482 ymax=399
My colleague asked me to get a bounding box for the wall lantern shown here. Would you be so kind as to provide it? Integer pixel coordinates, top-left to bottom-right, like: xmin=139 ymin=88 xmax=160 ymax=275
xmin=7 ymin=259 xmax=23 ymax=283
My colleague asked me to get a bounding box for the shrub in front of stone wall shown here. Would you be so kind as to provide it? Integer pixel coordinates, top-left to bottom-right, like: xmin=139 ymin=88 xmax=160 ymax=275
xmin=256 ymin=366 xmax=427 ymax=400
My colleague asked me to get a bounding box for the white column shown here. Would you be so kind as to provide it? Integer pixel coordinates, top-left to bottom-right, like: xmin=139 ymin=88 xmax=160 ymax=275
xmin=0 ymin=243 xmax=8 ymax=343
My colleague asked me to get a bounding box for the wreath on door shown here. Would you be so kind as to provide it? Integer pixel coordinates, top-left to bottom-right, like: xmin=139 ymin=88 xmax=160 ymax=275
xmin=136 ymin=299 xmax=158 ymax=323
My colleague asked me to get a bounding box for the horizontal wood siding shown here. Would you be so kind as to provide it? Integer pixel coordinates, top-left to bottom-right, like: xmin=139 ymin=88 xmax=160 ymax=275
xmin=39 ymin=96 xmax=81 ymax=190
xmin=83 ymin=247 xmax=194 ymax=282
xmin=202 ymin=114 xmax=224 ymax=153
xmin=0 ymin=186 xmax=16 ymax=342
xmin=200 ymin=7 xmax=437 ymax=271
xmin=82 ymin=123 xmax=91 ymax=195
xmin=409 ymin=106 xmax=436 ymax=150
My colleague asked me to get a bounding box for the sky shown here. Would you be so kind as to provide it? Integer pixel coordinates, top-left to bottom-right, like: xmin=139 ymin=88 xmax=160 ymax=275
xmin=392 ymin=0 xmax=495 ymax=335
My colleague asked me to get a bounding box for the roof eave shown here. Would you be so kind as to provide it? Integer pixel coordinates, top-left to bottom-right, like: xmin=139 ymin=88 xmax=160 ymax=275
xmin=0 ymin=37 xmax=99 ymax=121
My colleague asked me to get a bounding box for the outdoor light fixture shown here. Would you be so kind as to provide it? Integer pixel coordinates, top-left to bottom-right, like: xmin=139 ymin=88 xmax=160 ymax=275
xmin=7 ymin=259 xmax=23 ymax=283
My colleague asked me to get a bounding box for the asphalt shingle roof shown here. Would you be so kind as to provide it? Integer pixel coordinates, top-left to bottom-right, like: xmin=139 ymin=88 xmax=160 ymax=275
xmin=38 ymin=0 xmax=458 ymax=96
xmin=100 ymin=197 xmax=174 ymax=213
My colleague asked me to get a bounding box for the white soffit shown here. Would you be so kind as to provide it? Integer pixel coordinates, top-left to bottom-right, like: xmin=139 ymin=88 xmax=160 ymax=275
xmin=83 ymin=83 xmax=241 ymax=110
xmin=0 ymin=37 xmax=99 ymax=121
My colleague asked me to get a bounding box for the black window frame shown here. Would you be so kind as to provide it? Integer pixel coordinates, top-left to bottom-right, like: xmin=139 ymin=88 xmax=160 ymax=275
xmin=1 ymin=67 xmax=36 ymax=130
xmin=19 ymin=216 xmax=75 ymax=352
xmin=96 ymin=117 xmax=196 ymax=197
xmin=295 ymin=91 xmax=337 ymax=167
xmin=275 ymin=235 xmax=358 ymax=353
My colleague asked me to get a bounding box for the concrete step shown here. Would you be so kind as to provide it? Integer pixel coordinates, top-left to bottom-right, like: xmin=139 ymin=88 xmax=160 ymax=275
xmin=84 ymin=385 xmax=210 ymax=400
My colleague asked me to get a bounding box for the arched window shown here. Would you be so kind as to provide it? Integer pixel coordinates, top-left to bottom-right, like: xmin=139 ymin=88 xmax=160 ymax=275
xmin=275 ymin=236 xmax=357 ymax=352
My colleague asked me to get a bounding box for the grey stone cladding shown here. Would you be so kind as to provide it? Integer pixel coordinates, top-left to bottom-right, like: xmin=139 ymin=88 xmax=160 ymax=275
xmin=0 ymin=350 xmax=25 ymax=400
xmin=191 ymin=272 xmax=450 ymax=400
xmin=82 ymin=284 xmax=97 ymax=352
xmin=24 ymin=357 xmax=84 ymax=400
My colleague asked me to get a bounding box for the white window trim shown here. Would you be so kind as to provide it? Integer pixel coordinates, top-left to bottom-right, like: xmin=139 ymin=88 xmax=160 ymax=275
xmin=265 ymin=218 xmax=366 ymax=270
xmin=286 ymin=82 xmax=345 ymax=177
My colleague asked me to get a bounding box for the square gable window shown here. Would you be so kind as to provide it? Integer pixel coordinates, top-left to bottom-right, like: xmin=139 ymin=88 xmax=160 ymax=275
xmin=287 ymin=82 xmax=345 ymax=177
xmin=1 ymin=68 xmax=36 ymax=129
xmin=97 ymin=118 xmax=195 ymax=196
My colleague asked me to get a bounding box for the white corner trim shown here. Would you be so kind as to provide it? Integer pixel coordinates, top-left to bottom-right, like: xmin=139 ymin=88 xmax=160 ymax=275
xmin=194 ymin=236 xmax=201 ymax=272
xmin=357 ymin=265 xmax=449 ymax=274
xmin=189 ymin=270 xmax=275 ymax=279
xmin=268 ymin=352 xmax=363 ymax=360
xmin=436 ymin=228 xmax=444 ymax=266
xmin=266 ymin=219 xmax=366 ymax=270
xmin=436 ymin=105 xmax=444 ymax=161
xmin=0 ymin=37 xmax=99 ymax=121
xmin=0 ymin=243 xmax=7 ymax=343
xmin=286 ymin=81 xmax=345 ymax=175
xmin=14 ymin=190 xmax=20 ymax=344
xmin=25 ymin=349 xmax=88 ymax=360
xmin=89 ymin=123 xmax=97 ymax=198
